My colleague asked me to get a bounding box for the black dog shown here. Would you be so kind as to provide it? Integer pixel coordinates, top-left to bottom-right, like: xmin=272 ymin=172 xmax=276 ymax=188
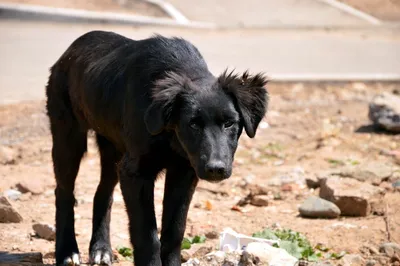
xmin=46 ymin=31 xmax=268 ymax=266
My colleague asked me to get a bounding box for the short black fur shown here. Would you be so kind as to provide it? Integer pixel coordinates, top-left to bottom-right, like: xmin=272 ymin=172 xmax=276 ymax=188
xmin=46 ymin=31 xmax=268 ymax=266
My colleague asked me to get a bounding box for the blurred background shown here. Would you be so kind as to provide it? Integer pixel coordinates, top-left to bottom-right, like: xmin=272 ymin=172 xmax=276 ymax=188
xmin=0 ymin=0 xmax=399 ymax=265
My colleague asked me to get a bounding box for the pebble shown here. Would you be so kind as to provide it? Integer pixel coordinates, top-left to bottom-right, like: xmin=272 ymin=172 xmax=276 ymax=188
xmin=379 ymin=242 xmax=400 ymax=258
xmin=369 ymin=92 xmax=400 ymax=133
xmin=33 ymin=223 xmax=56 ymax=240
xmin=250 ymin=195 xmax=269 ymax=207
xmin=205 ymin=230 xmax=219 ymax=239
xmin=365 ymin=260 xmax=377 ymax=266
xmin=4 ymin=189 xmax=22 ymax=201
xmin=0 ymin=196 xmax=23 ymax=223
xmin=393 ymin=180 xmax=400 ymax=188
xmin=0 ymin=146 xmax=18 ymax=165
xmin=16 ymin=180 xmax=44 ymax=195
xmin=339 ymin=254 xmax=365 ymax=266
xmin=181 ymin=245 xmax=212 ymax=262
xmin=298 ymin=196 xmax=340 ymax=219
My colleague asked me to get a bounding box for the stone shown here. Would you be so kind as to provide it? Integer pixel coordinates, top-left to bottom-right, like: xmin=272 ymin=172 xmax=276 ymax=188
xmin=365 ymin=260 xmax=377 ymax=266
xmin=336 ymin=163 xmax=393 ymax=184
xmin=16 ymin=180 xmax=45 ymax=195
xmin=379 ymin=242 xmax=400 ymax=258
xmin=306 ymin=176 xmax=320 ymax=189
xmin=319 ymin=176 xmax=384 ymax=216
xmin=205 ymin=230 xmax=219 ymax=239
xmin=250 ymin=195 xmax=269 ymax=207
xmin=338 ymin=254 xmax=365 ymax=266
xmin=0 ymin=146 xmax=18 ymax=165
xmin=311 ymin=262 xmax=333 ymax=266
xmin=370 ymin=199 xmax=385 ymax=216
xmin=0 ymin=196 xmax=23 ymax=223
xmin=369 ymin=92 xmax=400 ymax=133
xmin=33 ymin=223 xmax=56 ymax=241
xmin=4 ymin=189 xmax=22 ymax=201
xmin=363 ymin=244 xmax=379 ymax=255
xmin=0 ymin=252 xmax=43 ymax=264
xmin=181 ymin=245 xmax=213 ymax=262
xmin=393 ymin=180 xmax=400 ymax=188
xmin=298 ymin=196 xmax=340 ymax=219
xmin=245 ymin=242 xmax=298 ymax=266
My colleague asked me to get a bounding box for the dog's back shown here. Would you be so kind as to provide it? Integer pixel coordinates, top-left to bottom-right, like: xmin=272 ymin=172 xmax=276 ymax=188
xmin=46 ymin=31 xmax=211 ymax=151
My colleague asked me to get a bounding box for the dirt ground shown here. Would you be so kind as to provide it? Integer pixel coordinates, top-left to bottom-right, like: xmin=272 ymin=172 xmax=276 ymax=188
xmin=0 ymin=0 xmax=167 ymax=17
xmin=0 ymin=82 xmax=400 ymax=265
xmin=339 ymin=0 xmax=400 ymax=21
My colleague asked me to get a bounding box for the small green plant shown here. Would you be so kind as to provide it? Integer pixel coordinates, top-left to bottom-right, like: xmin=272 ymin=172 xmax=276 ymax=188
xmin=326 ymin=158 xmax=345 ymax=166
xmin=181 ymin=235 xmax=207 ymax=250
xmin=117 ymin=246 xmax=134 ymax=262
xmin=253 ymin=228 xmax=321 ymax=261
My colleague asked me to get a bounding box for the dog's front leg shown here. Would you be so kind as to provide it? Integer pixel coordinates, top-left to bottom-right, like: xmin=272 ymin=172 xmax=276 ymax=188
xmin=161 ymin=159 xmax=199 ymax=266
xmin=118 ymin=154 xmax=161 ymax=266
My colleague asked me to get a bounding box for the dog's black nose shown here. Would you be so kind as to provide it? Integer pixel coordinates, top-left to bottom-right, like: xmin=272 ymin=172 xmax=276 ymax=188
xmin=205 ymin=161 xmax=226 ymax=177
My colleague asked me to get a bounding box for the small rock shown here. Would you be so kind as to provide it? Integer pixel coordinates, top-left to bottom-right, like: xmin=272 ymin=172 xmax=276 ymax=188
xmin=336 ymin=163 xmax=393 ymax=184
xmin=0 ymin=196 xmax=23 ymax=223
xmin=370 ymin=199 xmax=385 ymax=216
xmin=319 ymin=176 xmax=384 ymax=216
xmin=298 ymin=196 xmax=340 ymax=219
xmin=246 ymin=242 xmax=298 ymax=266
xmin=306 ymin=176 xmax=320 ymax=189
xmin=250 ymin=195 xmax=269 ymax=207
xmin=0 ymin=146 xmax=18 ymax=165
xmin=4 ymin=189 xmax=22 ymax=201
xmin=369 ymin=92 xmax=400 ymax=133
xmin=339 ymin=254 xmax=365 ymax=266
xmin=311 ymin=262 xmax=333 ymax=266
xmin=33 ymin=223 xmax=56 ymax=240
xmin=393 ymin=180 xmax=400 ymax=188
xmin=365 ymin=259 xmax=377 ymax=266
xmin=19 ymin=192 xmax=32 ymax=201
xmin=379 ymin=242 xmax=400 ymax=257
xmin=193 ymin=203 xmax=201 ymax=208
xmin=205 ymin=230 xmax=219 ymax=239
xmin=363 ymin=244 xmax=379 ymax=255
xmin=16 ymin=180 xmax=45 ymax=195
xmin=181 ymin=245 xmax=213 ymax=262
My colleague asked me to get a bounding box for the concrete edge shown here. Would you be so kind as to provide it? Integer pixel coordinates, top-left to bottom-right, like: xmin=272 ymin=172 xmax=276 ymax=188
xmin=269 ymin=73 xmax=400 ymax=82
xmin=145 ymin=0 xmax=189 ymax=24
xmin=0 ymin=2 xmax=216 ymax=29
xmin=316 ymin=0 xmax=382 ymax=25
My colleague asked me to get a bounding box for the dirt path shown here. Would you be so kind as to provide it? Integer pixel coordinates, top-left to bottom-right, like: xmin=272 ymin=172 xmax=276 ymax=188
xmin=0 ymin=82 xmax=399 ymax=265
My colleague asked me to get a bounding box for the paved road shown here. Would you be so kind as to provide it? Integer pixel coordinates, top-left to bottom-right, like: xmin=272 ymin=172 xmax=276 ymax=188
xmin=167 ymin=0 xmax=371 ymax=27
xmin=0 ymin=19 xmax=399 ymax=104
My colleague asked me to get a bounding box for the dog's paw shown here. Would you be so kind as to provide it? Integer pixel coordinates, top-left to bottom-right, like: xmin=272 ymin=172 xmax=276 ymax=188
xmin=63 ymin=253 xmax=81 ymax=266
xmin=90 ymin=248 xmax=113 ymax=265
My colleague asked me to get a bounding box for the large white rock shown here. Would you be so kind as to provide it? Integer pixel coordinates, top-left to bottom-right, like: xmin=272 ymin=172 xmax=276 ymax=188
xmin=245 ymin=242 xmax=298 ymax=266
xmin=369 ymin=92 xmax=400 ymax=133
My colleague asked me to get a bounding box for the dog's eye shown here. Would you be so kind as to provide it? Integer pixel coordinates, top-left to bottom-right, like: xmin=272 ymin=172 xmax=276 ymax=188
xmin=224 ymin=121 xmax=234 ymax=128
xmin=190 ymin=122 xmax=201 ymax=130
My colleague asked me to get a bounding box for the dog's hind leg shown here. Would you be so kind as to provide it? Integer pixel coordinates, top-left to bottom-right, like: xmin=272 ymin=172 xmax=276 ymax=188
xmin=49 ymin=113 xmax=87 ymax=266
xmin=47 ymin=69 xmax=87 ymax=266
xmin=89 ymin=134 xmax=121 ymax=266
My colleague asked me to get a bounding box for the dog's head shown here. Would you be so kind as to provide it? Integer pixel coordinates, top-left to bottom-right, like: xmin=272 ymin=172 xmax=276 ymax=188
xmin=145 ymin=70 xmax=268 ymax=182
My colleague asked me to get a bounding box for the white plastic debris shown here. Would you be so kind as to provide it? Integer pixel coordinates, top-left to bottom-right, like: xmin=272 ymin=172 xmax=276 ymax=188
xmin=219 ymin=228 xmax=279 ymax=252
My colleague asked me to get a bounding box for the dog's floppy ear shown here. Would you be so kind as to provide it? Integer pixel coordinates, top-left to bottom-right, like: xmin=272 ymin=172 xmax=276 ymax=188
xmin=218 ymin=69 xmax=268 ymax=138
xmin=144 ymin=72 xmax=189 ymax=135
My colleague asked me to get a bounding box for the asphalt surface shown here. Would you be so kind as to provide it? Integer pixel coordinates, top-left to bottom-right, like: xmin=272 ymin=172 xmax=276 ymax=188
xmin=167 ymin=0 xmax=371 ymax=27
xmin=0 ymin=20 xmax=399 ymax=104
